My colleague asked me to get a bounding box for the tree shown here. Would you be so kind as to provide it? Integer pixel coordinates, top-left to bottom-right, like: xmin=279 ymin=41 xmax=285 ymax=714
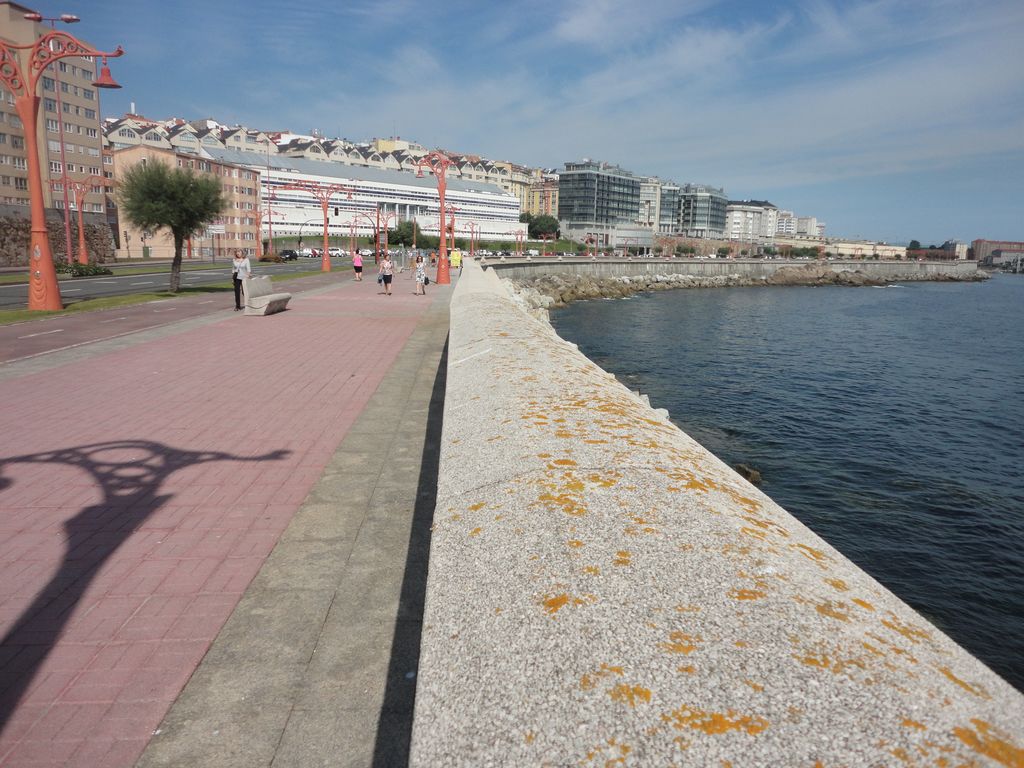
xmin=118 ymin=162 xmax=226 ymax=292
xmin=519 ymin=212 xmax=533 ymax=224
xmin=391 ymin=220 xmax=421 ymax=247
xmin=528 ymin=214 xmax=559 ymax=240
xmin=908 ymin=239 xmax=921 ymax=251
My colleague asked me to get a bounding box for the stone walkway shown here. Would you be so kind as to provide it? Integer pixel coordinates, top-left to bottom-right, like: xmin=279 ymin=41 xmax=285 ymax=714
xmin=0 ymin=271 xmax=449 ymax=766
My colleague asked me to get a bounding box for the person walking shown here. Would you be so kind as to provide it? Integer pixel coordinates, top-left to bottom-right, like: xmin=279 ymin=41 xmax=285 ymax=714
xmin=379 ymin=253 xmax=394 ymax=295
xmin=414 ymin=253 xmax=427 ymax=295
xmin=231 ymin=249 xmax=251 ymax=311
xmin=352 ymin=250 xmax=363 ymax=281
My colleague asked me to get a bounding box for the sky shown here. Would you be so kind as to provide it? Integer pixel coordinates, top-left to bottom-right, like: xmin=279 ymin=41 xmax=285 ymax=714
xmin=42 ymin=0 xmax=1024 ymax=245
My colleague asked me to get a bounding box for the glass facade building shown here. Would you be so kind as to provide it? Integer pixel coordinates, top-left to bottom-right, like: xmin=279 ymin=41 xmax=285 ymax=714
xmin=558 ymin=161 xmax=641 ymax=230
xmin=679 ymin=184 xmax=727 ymax=238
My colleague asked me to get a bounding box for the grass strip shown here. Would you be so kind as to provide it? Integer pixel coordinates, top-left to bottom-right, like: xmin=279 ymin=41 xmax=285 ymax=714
xmin=0 ymin=270 xmax=327 ymax=325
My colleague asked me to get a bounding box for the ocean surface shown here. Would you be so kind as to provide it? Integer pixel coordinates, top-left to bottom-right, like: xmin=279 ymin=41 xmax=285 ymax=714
xmin=550 ymin=272 xmax=1024 ymax=692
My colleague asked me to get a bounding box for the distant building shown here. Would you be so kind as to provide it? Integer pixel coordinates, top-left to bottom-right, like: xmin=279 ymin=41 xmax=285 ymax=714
xmin=558 ymin=159 xmax=649 ymax=249
xmin=0 ymin=5 xmax=107 ymax=217
xmin=827 ymin=239 xmax=905 ymax=260
xmin=111 ymin=145 xmax=261 ymax=259
xmin=638 ymin=177 xmax=680 ymax=236
xmin=972 ymin=239 xmax=1024 ymax=265
xmin=678 ymin=184 xmax=727 ymax=239
xmin=726 ymin=200 xmax=778 ymax=242
xmin=525 ymin=177 xmax=559 ymax=218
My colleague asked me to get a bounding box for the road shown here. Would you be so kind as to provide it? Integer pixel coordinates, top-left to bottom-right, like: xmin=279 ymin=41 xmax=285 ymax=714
xmin=0 ymin=257 xmax=349 ymax=309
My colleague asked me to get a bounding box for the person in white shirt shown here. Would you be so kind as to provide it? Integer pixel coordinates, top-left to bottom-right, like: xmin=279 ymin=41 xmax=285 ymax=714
xmin=231 ymin=250 xmax=251 ymax=311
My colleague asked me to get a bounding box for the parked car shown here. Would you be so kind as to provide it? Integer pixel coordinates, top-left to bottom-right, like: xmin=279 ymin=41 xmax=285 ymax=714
xmin=327 ymin=247 xmax=344 ymax=257
xmin=279 ymin=249 xmax=299 ymax=261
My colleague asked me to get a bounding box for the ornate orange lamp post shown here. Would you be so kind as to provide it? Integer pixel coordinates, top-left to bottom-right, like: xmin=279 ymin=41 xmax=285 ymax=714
xmin=464 ymin=221 xmax=479 ymax=260
xmin=411 ymin=151 xmax=456 ymax=285
xmin=1 ymin=30 xmax=123 ymax=310
xmin=355 ymin=208 xmax=396 ymax=264
xmin=277 ymin=181 xmax=352 ymax=272
xmin=48 ymin=174 xmax=107 ymax=264
xmin=514 ymin=229 xmax=525 ymax=260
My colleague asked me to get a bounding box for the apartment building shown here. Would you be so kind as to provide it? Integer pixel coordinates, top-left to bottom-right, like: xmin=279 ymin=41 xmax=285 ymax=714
xmin=638 ymin=177 xmax=681 ymax=235
xmin=678 ymin=183 xmax=727 ymax=239
xmin=524 ymin=177 xmax=559 ymax=218
xmin=726 ymin=200 xmax=778 ymax=242
xmin=111 ymin=145 xmax=261 ymax=259
xmin=0 ymin=3 xmax=106 ymax=217
xmin=558 ymin=159 xmax=650 ymax=247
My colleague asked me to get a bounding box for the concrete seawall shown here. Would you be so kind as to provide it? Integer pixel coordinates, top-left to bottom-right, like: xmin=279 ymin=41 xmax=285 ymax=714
xmin=410 ymin=260 xmax=1023 ymax=766
xmin=486 ymin=256 xmax=979 ymax=281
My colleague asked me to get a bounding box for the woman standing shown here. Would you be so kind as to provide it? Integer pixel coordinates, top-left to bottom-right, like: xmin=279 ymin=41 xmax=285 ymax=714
xmin=231 ymin=249 xmax=251 ymax=311
xmin=352 ymin=250 xmax=363 ymax=281
xmin=414 ymin=254 xmax=427 ymax=295
xmin=378 ymin=253 xmax=394 ymax=296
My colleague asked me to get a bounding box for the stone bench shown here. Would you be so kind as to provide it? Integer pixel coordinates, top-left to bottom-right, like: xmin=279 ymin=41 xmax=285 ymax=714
xmin=242 ymin=276 xmax=291 ymax=316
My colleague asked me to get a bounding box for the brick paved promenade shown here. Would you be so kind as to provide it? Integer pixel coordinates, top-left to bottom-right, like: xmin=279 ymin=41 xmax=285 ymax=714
xmin=0 ymin=271 xmax=449 ymax=766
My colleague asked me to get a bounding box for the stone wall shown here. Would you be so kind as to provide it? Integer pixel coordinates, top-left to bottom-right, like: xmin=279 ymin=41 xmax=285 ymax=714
xmin=0 ymin=207 xmax=116 ymax=268
xmin=485 ymin=256 xmax=979 ymax=281
xmin=410 ymin=259 xmax=1023 ymax=766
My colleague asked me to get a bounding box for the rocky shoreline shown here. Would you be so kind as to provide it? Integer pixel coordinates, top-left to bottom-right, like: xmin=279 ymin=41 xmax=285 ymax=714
xmin=505 ymin=262 xmax=986 ymax=317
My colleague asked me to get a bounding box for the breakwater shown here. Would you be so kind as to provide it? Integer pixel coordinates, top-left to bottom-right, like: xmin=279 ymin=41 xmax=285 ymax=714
xmin=410 ymin=260 xmax=1023 ymax=766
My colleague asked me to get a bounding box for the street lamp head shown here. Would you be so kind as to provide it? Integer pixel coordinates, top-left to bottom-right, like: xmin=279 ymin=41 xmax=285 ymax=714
xmin=23 ymin=12 xmax=43 ymax=20
xmin=60 ymin=14 xmax=80 ymax=23
xmin=93 ymin=56 xmax=121 ymax=89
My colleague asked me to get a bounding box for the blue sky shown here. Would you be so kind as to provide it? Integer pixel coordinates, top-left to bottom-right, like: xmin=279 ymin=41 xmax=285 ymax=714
xmin=54 ymin=0 xmax=1024 ymax=244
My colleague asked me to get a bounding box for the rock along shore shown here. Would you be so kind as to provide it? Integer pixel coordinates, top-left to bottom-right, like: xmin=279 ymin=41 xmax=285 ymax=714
xmin=505 ymin=262 xmax=987 ymax=317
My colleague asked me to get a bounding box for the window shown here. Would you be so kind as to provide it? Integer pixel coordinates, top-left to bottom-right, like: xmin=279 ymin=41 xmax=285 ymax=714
xmin=84 ymin=108 xmax=96 ymax=120
xmin=43 ymin=77 xmax=55 ymax=91
xmin=0 ymin=134 xmax=6 ymax=145
xmin=13 ymin=157 xmax=27 ymax=170
xmin=50 ymin=161 xmax=63 ymax=173
xmin=83 ymin=88 xmax=94 ymax=101
xmin=48 ymin=140 xmax=61 ymax=152
xmin=46 ymin=119 xmax=59 ymax=132
xmin=11 ymin=136 xmax=24 ymax=150
xmin=103 ymin=155 xmax=112 ymax=164
xmin=44 ymin=98 xmax=57 ymax=112
xmin=145 ymin=132 xmax=160 ymax=141
xmin=15 ymin=177 xmax=27 ymax=190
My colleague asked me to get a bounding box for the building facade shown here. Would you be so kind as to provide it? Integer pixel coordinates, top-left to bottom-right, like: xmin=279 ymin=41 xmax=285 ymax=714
xmin=972 ymin=239 xmax=1024 ymax=264
xmin=111 ymin=145 xmax=261 ymax=259
xmin=201 ymin=148 xmax=522 ymax=246
xmin=558 ymin=160 xmax=649 ymax=247
xmin=678 ymin=183 xmax=727 ymax=239
xmin=525 ymin=177 xmax=559 ymax=218
xmin=0 ymin=4 xmax=107 ymax=219
xmin=726 ymin=200 xmax=778 ymax=242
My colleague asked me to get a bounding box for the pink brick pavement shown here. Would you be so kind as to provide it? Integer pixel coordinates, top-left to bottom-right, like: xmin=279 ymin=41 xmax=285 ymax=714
xmin=0 ymin=275 xmax=434 ymax=766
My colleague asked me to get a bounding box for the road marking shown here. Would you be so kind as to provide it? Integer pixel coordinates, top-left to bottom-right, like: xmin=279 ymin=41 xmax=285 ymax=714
xmin=62 ymin=289 xmax=82 ymax=293
xmin=131 ymin=281 xmax=154 ymax=285
xmin=18 ymin=328 xmax=64 ymax=339
xmin=99 ymin=317 xmax=129 ymax=323
xmin=152 ymin=308 xmax=177 ymax=313
xmin=199 ymin=300 xmax=214 ymax=304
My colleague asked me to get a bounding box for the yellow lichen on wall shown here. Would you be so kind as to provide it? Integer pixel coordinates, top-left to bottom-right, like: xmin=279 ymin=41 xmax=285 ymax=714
xmin=659 ymin=631 xmax=702 ymax=655
xmin=952 ymin=719 xmax=1023 ymax=767
xmin=608 ymin=683 xmax=652 ymax=708
xmin=660 ymin=705 xmax=769 ymax=736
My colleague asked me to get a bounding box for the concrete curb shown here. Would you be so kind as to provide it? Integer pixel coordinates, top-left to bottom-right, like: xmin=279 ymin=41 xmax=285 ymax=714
xmin=410 ymin=260 xmax=1023 ymax=766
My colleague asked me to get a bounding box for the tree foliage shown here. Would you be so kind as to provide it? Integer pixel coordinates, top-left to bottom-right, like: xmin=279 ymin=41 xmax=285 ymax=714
xmin=118 ymin=162 xmax=226 ymax=292
xmin=908 ymin=239 xmax=921 ymax=251
xmin=528 ymin=214 xmax=559 ymax=240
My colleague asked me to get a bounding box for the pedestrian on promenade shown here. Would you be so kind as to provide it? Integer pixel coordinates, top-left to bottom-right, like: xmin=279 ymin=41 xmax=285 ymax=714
xmin=353 ymin=250 xmax=363 ymax=281
xmin=231 ymin=249 xmax=251 ymax=311
xmin=414 ymin=253 xmax=427 ymax=295
xmin=379 ymin=253 xmax=394 ymax=296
